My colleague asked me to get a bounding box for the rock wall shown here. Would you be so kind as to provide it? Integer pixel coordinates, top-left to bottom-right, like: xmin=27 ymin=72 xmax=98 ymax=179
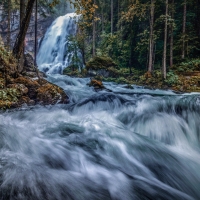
xmin=0 ymin=1 xmax=75 ymax=55
xmin=0 ymin=9 xmax=53 ymax=54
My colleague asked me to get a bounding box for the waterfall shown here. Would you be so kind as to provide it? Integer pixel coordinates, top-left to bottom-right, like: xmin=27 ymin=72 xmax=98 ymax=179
xmin=37 ymin=13 xmax=82 ymax=74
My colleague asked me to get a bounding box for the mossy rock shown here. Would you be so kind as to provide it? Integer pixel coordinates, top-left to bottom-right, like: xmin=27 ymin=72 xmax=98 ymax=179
xmin=36 ymin=83 xmax=69 ymax=105
xmin=86 ymin=56 xmax=118 ymax=70
xmin=88 ymin=79 xmax=105 ymax=89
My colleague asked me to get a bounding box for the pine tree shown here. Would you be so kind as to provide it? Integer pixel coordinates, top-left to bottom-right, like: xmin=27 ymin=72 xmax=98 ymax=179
xmin=148 ymin=0 xmax=155 ymax=74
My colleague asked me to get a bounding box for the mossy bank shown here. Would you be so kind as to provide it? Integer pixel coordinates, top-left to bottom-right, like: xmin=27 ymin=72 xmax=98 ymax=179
xmin=0 ymin=46 xmax=68 ymax=110
xmin=63 ymin=56 xmax=200 ymax=93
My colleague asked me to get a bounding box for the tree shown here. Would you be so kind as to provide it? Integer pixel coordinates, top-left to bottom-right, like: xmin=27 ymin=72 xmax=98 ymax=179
xmin=162 ymin=0 xmax=168 ymax=79
xmin=169 ymin=0 xmax=174 ymax=68
xmin=111 ymin=0 xmax=113 ymax=34
xmin=13 ymin=0 xmax=36 ymax=59
xmin=34 ymin=0 xmax=38 ymax=65
xmin=92 ymin=0 xmax=96 ymax=57
xmin=20 ymin=0 xmax=26 ymax=26
xmin=181 ymin=0 xmax=186 ymax=59
xmin=148 ymin=0 xmax=155 ymax=74
xmin=7 ymin=0 xmax=11 ymax=49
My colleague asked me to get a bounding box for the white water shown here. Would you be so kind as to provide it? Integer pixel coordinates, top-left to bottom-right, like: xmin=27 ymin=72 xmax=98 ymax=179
xmin=1 ymin=75 xmax=200 ymax=200
xmin=37 ymin=13 xmax=81 ymax=74
xmin=1 ymin=13 xmax=200 ymax=200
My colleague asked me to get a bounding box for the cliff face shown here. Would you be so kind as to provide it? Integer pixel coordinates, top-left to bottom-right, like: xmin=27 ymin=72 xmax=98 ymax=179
xmin=0 ymin=10 xmax=54 ymax=54
xmin=0 ymin=1 xmax=75 ymax=55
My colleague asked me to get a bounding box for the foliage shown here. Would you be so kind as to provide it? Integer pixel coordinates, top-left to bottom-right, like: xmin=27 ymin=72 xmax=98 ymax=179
xmin=165 ymin=71 xmax=179 ymax=86
xmin=175 ymin=58 xmax=200 ymax=73
xmin=86 ymin=56 xmax=117 ymax=70
xmin=67 ymin=35 xmax=83 ymax=71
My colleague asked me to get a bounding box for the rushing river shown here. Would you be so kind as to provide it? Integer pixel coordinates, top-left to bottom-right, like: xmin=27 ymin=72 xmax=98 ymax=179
xmin=0 ymin=74 xmax=200 ymax=200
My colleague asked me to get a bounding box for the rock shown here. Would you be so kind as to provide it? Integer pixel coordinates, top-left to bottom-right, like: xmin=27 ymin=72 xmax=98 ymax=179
xmin=14 ymin=76 xmax=40 ymax=99
xmin=36 ymin=83 xmax=69 ymax=105
xmin=24 ymin=53 xmax=35 ymax=72
xmin=86 ymin=57 xmax=119 ymax=78
xmin=6 ymin=75 xmax=15 ymax=84
xmin=0 ymin=100 xmax=12 ymax=109
xmin=89 ymin=79 xmax=105 ymax=89
xmin=124 ymin=84 xmax=134 ymax=89
xmin=87 ymin=69 xmax=97 ymax=76
xmin=86 ymin=56 xmax=117 ymax=70
xmin=18 ymin=96 xmax=35 ymax=106
xmin=7 ymin=84 xmax=28 ymax=95
xmin=23 ymin=71 xmax=46 ymax=78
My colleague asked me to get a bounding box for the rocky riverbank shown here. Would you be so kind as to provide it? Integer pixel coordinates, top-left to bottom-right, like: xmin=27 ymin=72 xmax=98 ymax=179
xmin=63 ymin=56 xmax=200 ymax=93
xmin=0 ymin=52 xmax=68 ymax=109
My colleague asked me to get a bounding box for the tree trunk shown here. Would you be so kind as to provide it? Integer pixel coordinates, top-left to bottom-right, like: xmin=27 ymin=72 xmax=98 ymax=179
xmin=13 ymin=0 xmax=36 ymax=59
xmin=101 ymin=1 xmax=104 ymax=33
xmin=7 ymin=0 xmax=11 ymax=49
xmin=148 ymin=0 xmax=155 ymax=73
xmin=34 ymin=0 xmax=38 ymax=66
xmin=92 ymin=0 xmax=96 ymax=57
xmin=20 ymin=0 xmax=26 ymax=26
xmin=170 ymin=0 xmax=174 ymax=68
xmin=111 ymin=0 xmax=113 ymax=34
xmin=181 ymin=0 xmax=187 ymax=59
xmin=162 ymin=0 xmax=168 ymax=79
xmin=18 ymin=0 xmax=26 ymax=72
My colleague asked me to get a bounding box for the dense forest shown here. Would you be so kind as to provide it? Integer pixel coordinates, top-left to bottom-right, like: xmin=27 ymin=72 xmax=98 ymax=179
xmin=69 ymin=0 xmax=200 ymax=78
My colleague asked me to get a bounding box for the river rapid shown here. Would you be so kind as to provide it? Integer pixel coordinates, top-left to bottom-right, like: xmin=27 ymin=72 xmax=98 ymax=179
xmin=0 ymin=74 xmax=200 ymax=200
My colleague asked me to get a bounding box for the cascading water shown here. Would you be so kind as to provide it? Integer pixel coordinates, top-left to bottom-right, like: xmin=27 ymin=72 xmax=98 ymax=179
xmin=1 ymin=15 xmax=200 ymax=200
xmin=37 ymin=13 xmax=82 ymax=74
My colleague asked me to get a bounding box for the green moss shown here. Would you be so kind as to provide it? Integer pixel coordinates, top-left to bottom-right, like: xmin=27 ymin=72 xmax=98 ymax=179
xmin=86 ymin=56 xmax=117 ymax=70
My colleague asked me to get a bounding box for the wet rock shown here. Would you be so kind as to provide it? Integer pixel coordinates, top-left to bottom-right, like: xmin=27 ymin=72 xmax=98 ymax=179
xmin=25 ymin=71 xmax=46 ymax=78
xmin=86 ymin=56 xmax=119 ymax=78
xmin=87 ymin=69 xmax=97 ymax=76
xmin=86 ymin=56 xmax=117 ymax=70
xmin=36 ymin=83 xmax=69 ymax=105
xmin=124 ymin=84 xmax=134 ymax=89
xmin=7 ymin=84 xmax=28 ymax=95
xmin=6 ymin=75 xmax=15 ymax=84
xmin=14 ymin=76 xmax=40 ymax=88
xmin=24 ymin=53 xmax=35 ymax=72
xmin=18 ymin=96 xmax=35 ymax=106
xmin=14 ymin=76 xmax=40 ymax=99
xmin=88 ymin=79 xmax=105 ymax=89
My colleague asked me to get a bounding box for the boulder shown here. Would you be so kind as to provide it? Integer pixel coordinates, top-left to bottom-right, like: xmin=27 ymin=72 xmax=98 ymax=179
xmin=86 ymin=57 xmax=119 ymax=78
xmin=24 ymin=53 xmax=35 ymax=72
xmin=88 ymin=79 xmax=105 ymax=89
xmin=36 ymin=83 xmax=69 ymax=105
xmin=86 ymin=56 xmax=117 ymax=70
xmin=14 ymin=76 xmax=40 ymax=99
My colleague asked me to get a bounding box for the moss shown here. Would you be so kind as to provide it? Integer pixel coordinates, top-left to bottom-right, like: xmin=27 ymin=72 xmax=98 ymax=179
xmin=14 ymin=76 xmax=40 ymax=88
xmin=0 ymin=87 xmax=22 ymax=109
xmin=88 ymin=79 xmax=105 ymax=89
xmin=36 ymin=83 xmax=68 ymax=105
xmin=0 ymin=78 xmax=5 ymax=89
xmin=0 ymin=41 xmax=69 ymax=109
xmin=86 ymin=56 xmax=117 ymax=70
xmin=115 ymin=77 xmax=130 ymax=84
xmin=0 ymin=100 xmax=12 ymax=109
